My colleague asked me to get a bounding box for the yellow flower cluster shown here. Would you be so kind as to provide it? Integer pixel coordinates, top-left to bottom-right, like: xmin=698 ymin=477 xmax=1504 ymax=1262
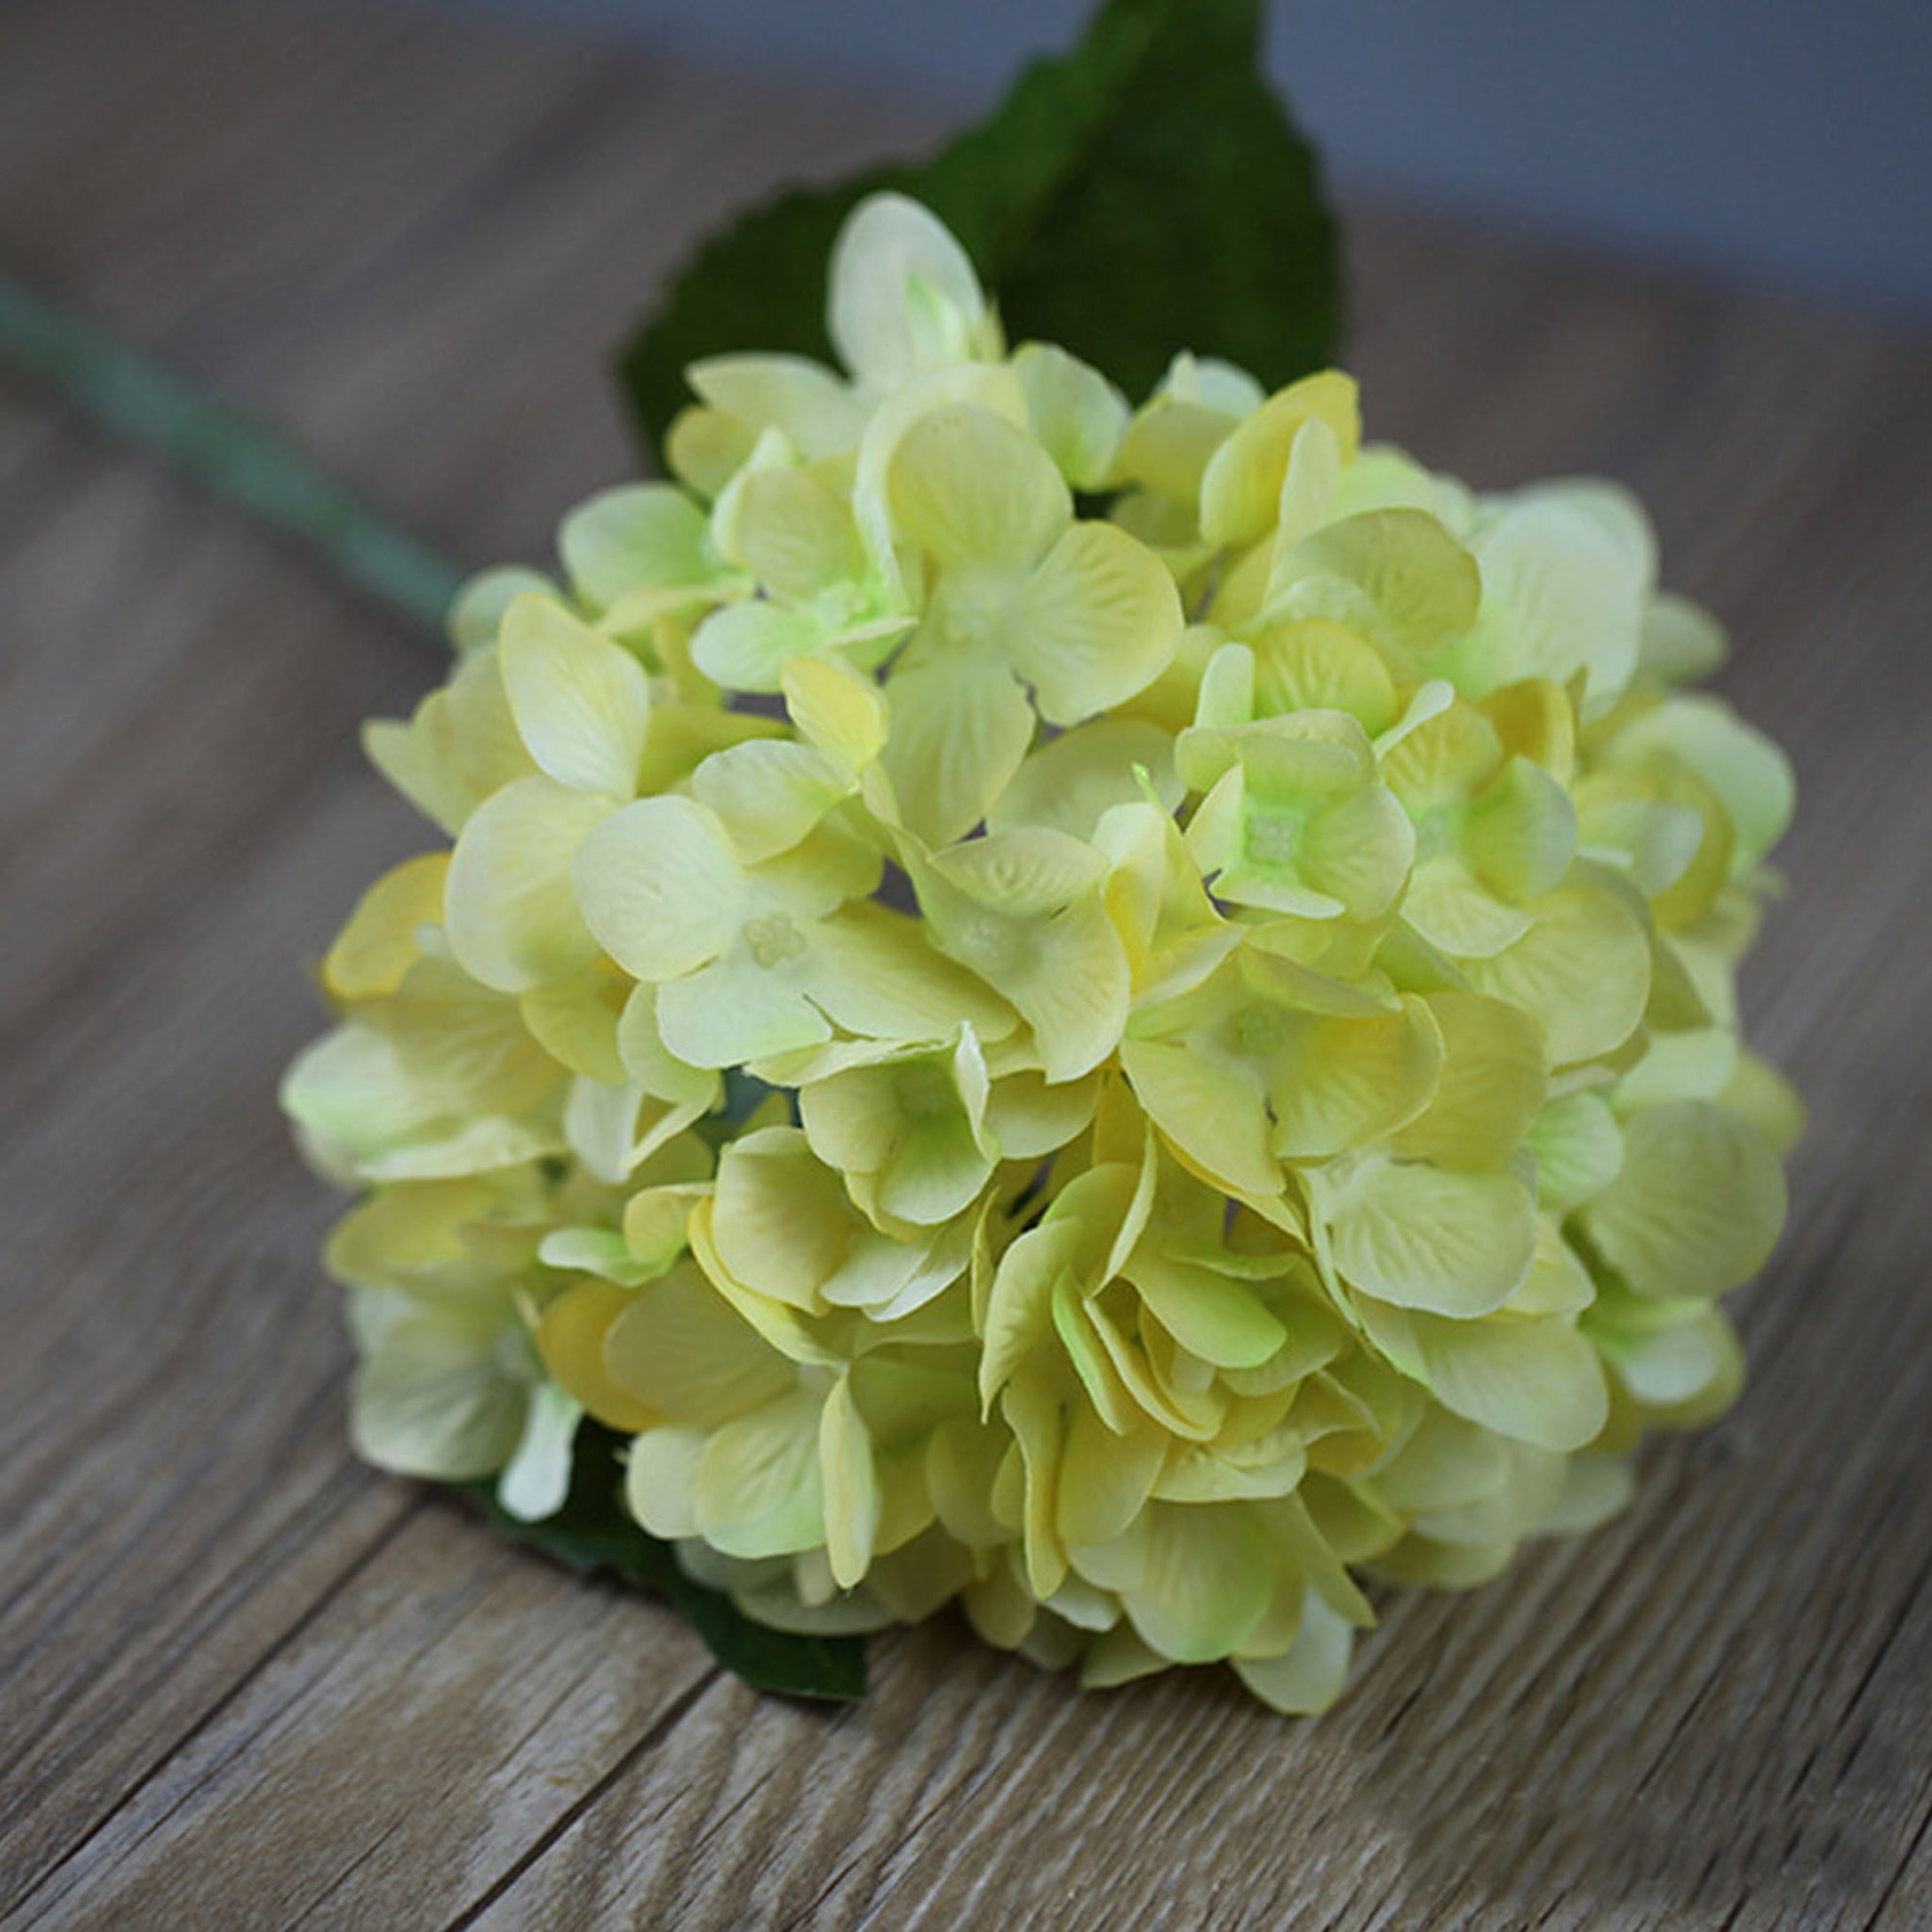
xmin=284 ymin=194 xmax=1801 ymax=1711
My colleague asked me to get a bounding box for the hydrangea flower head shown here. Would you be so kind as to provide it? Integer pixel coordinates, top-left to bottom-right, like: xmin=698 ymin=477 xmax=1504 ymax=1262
xmin=286 ymin=193 xmax=1800 ymax=1713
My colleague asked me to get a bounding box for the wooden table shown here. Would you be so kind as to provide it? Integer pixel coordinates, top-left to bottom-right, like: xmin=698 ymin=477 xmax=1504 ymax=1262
xmin=3 ymin=3 xmax=1929 ymax=1925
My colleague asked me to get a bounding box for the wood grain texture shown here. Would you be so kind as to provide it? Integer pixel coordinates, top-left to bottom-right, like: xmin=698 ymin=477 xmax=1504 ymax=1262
xmin=1 ymin=3 xmax=1927 ymax=1926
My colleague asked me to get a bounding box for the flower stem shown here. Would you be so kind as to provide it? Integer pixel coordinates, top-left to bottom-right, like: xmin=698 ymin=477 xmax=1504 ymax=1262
xmin=0 ymin=263 xmax=467 ymax=636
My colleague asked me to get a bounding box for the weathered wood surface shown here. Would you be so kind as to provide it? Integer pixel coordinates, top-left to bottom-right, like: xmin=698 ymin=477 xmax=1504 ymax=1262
xmin=2 ymin=2 xmax=1929 ymax=1925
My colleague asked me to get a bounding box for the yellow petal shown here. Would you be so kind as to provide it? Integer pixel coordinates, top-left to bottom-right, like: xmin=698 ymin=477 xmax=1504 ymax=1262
xmin=323 ymin=853 xmax=449 ymax=1002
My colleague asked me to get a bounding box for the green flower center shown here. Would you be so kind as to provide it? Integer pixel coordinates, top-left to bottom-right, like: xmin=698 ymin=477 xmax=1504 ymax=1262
xmin=1415 ymin=806 xmax=1460 ymax=864
xmin=933 ymin=570 xmax=1010 ymax=658
xmin=958 ymin=913 xmax=1018 ymax=972
xmin=742 ymin=912 xmax=809 ymax=969
xmin=895 ymin=1063 xmax=956 ymax=1119
xmin=1235 ymin=1006 xmax=1285 ymax=1057
xmin=1243 ymin=810 xmax=1302 ymax=869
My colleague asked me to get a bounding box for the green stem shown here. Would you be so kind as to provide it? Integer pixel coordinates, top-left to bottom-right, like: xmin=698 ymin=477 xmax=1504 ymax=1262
xmin=0 ymin=264 xmax=468 ymax=635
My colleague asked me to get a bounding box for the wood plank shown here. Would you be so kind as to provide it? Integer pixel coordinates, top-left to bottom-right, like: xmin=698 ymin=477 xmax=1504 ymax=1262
xmin=2 ymin=1 xmax=1929 ymax=1925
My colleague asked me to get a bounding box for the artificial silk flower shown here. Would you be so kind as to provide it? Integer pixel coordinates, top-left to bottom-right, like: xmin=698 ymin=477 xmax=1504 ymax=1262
xmin=288 ymin=190 xmax=1801 ymax=1716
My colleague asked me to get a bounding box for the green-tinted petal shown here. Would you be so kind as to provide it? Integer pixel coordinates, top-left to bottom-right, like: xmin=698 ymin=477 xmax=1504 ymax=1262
xmin=1298 ymin=780 xmax=1416 ymax=920
xmin=829 ymin=192 xmax=990 ymax=388
xmin=1058 ymin=1406 xmax=1165 ymax=1547
xmin=690 ymin=599 xmax=824 ymax=694
xmin=521 ymin=974 xmax=626 ymax=1086
xmin=1402 ymin=858 xmax=1534 ymax=959
xmin=800 ymin=901 xmax=1017 ymax=1046
xmin=1528 ymin=1088 xmax=1625 ymax=1210
xmin=1463 ymin=884 xmax=1649 ymax=1065
xmin=573 ymin=794 xmax=744 ymax=982
xmin=688 ymin=353 xmax=864 ymax=458
xmin=781 ymin=654 xmax=890 ymax=774
xmin=1013 ymin=341 xmax=1129 ymax=489
xmin=706 ymin=1126 xmax=856 ymax=1311
xmin=819 ymin=1374 xmax=883 ymax=1588
xmin=444 ymin=777 xmax=611 ymax=993
xmin=695 ymin=1387 xmax=827 ymax=1559
xmin=1388 ymin=990 xmax=1548 ymax=1171
xmin=1121 ymin=1502 xmax=1276 ymax=1664
xmin=496 ymin=1381 xmax=584 ymax=1522
xmin=624 ymin=1425 xmax=707 ymax=1539
xmin=498 ymin=593 xmax=651 ymax=799
xmin=1121 ymin=1037 xmax=1278 ymax=1198
xmin=658 ymin=944 xmax=831 ymax=1070
xmin=1580 ymin=1100 xmax=1786 ymax=1299
xmin=691 ymin=739 xmax=849 ymax=864
xmin=1452 ymin=495 xmax=1643 ymax=707
xmin=1639 ymin=591 xmax=1727 ymax=685
xmin=716 ymin=461 xmax=864 ymax=600
xmin=880 ymin=654 xmax=1036 ymax=847
xmin=1013 ymin=523 xmax=1183 ymax=724
xmin=990 ymin=718 xmax=1179 ymax=841
xmin=1463 ymin=755 xmax=1578 ymax=899
xmin=1606 ymin=695 xmax=1796 ymax=869
xmin=1233 ymin=1593 xmax=1354 ymax=1714
xmin=348 ymin=1291 xmax=525 ymax=1480
xmin=890 ymin=401 xmax=1068 ymax=570
xmin=1249 ymin=618 xmax=1398 ymax=733
xmin=607 ymin=1260 xmax=804 ymax=1430
xmin=323 ymin=853 xmax=448 ymax=1002
xmin=1323 ymin=1156 xmax=1538 ymax=1317
xmin=559 ymin=483 xmax=715 ymax=611
xmin=1268 ymin=509 xmax=1481 ymax=661
xmin=1264 ymin=997 xmax=1444 ymax=1160
xmin=448 ymin=566 xmax=555 ymax=652
xmin=1130 ymin=1257 xmax=1288 ymax=1370
xmin=1378 ymin=1305 xmax=1609 ymax=1451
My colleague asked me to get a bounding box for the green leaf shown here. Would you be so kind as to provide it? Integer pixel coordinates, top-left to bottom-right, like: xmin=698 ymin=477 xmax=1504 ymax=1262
xmin=456 ymin=1420 xmax=867 ymax=1701
xmin=619 ymin=0 xmax=1339 ymax=456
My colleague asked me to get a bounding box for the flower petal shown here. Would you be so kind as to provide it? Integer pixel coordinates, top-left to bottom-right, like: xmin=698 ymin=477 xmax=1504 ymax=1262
xmin=445 ymin=777 xmax=611 ymax=994
xmin=819 ymin=1374 xmax=883 ymax=1588
xmin=1013 ymin=523 xmax=1183 ymax=724
xmin=1121 ymin=1502 xmax=1276 ymax=1663
xmin=690 ymin=599 xmax=824 ymax=695
xmin=323 ymin=853 xmax=449 ymax=1002
xmin=1580 ymin=1100 xmax=1786 ymax=1299
xmin=1013 ymin=341 xmax=1128 ymax=489
xmin=695 ymin=1388 xmax=827 ymax=1559
xmin=559 ymin=484 xmax=716 ymax=611
xmin=1234 ymin=1592 xmax=1354 ymax=1714
xmin=601 ymin=1262 xmax=796 ymax=1429
xmin=573 ymin=794 xmax=745 ymax=982
xmin=880 ymin=654 xmax=1037 ymax=847
xmin=1463 ymin=884 xmax=1650 ymax=1066
xmin=499 ymin=594 xmax=652 ymax=799
xmin=829 ymin=192 xmax=990 ymax=388
xmin=657 ymin=945 xmax=832 ymax=1068
xmin=1323 ymin=1156 xmax=1538 ymax=1317
xmin=888 ymin=402 xmax=1069 ymax=570
xmin=1201 ymin=371 xmax=1360 ymax=549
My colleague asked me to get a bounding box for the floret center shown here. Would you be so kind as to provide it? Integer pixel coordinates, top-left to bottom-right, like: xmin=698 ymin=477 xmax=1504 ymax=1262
xmin=742 ymin=912 xmax=809 ymax=969
xmin=1244 ymin=810 xmax=1302 ymax=868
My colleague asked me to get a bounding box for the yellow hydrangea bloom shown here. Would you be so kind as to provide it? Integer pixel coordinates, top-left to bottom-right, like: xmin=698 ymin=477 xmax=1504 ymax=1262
xmin=287 ymin=192 xmax=1801 ymax=1715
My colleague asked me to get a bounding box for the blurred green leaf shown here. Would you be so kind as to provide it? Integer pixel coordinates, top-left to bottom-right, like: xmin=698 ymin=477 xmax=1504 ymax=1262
xmin=620 ymin=0 xmax=1339 ymax=456
xmin=459 ymin=1421 xmax=867 ymax=1702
